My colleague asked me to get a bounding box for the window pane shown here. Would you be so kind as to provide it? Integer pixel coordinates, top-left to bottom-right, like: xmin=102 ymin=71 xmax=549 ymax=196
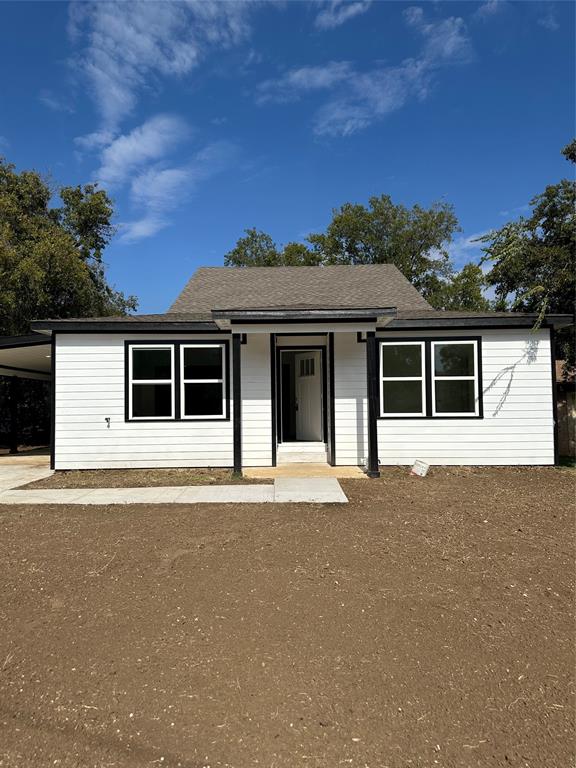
xmin=382 ymin=345 xmax=422 ymax=377
xmin=434 ymin=343 xmax=474 ymax=377
xmin=183 ymin=347 xmax=223 ymax=380
xmin=132 ymin=384 xmax=172 ymax=417
xmin=435 ymin=380 xmax=475 ymax=413
xmin=184 ymin=382 xmax=224 ymax=417
xmin=132 ymin=348 xmax=172 ymax=380
xmin=382 ymin=380 xmax=422 ymax=414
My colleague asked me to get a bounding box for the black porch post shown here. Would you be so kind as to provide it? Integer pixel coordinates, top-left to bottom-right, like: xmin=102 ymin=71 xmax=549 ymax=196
xmin=232 ymin=333 xmax=242 ymax=474
xmin=8 ymin=376 xmax=20 ymax=455
xmin=366 ymin=331 xmax=380 ymax=478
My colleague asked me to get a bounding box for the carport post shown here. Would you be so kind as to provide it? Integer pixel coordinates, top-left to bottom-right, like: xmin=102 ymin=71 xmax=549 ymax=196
xmin=8 ymin=376 xmax=20 ymax=454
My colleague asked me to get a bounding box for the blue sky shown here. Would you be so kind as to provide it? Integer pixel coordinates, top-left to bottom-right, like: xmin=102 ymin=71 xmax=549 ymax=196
xmin=0 ymin=0 xmax=573 ymax=313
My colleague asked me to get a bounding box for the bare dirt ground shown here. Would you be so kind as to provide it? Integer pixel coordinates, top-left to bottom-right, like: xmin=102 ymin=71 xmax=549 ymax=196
xmin=0 ymin=467 xmax=574 ymax=768
xmin=23 ymin=468 xmax=264 ymax=489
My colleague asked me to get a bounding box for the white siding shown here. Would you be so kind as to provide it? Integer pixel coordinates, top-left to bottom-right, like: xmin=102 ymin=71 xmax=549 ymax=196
xmin=333 ymin=332 xmax=368 ymax=466
xmin=54 ymin=334 xmax=234 ymax=469
xmin=375 ymin=328 xmax=554 ymax=466
xmin=241 ymin=333 xmax=272 ymax=467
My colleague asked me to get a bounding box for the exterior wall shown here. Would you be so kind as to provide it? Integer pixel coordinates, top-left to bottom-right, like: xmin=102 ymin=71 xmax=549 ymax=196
xmin=375 ymin=328 xmax=555 ymax=466
xmin=54 ymin=333 xmax=234 ymax=469
xmin=333 ymin=332 xmax=368 ymax=466
xmin=241 ymin=333 xmax=272 ymax=467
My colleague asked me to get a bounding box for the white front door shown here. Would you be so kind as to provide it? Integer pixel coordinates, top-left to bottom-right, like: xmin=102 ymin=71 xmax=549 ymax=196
xmin=295 ymin=351 xmax=322 ymax=441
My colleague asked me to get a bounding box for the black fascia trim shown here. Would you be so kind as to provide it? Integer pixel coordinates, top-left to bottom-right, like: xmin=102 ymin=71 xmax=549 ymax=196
xmin=236 ymin=317 xmax=380 ymax=325
xmin=328 ymin=332 xmax=336 ymax=466
xmin=270 ymin=334 xmax=277 ymax=467
xmin=381 ymin=318 xmax=555 ymax=331
xmin=31 ymin=322 xmax=225 ymax=333
xmin=0 ymin=335 xmax=50 ymax=349
xmin=232 ymin=334 xmax=242 ymax=474
xmin=0 ymin=364 xmax=50 ymax=377
xmin=50 ymin=334 xmax=56 ymax=470
xmin=275 ymin=332 xmax=328 ymax=337
xmin=213 ymin=307 xmax=396 ymax=320
xmin=550 ymin=327 xmax=559 ymax=465
xmin=124 ymin=339 xmax=231 ymax=423
xmin=276 ymin=344 xmax=328 ymax=445
xmin=377 ymin=336 xmax=484 ymax=421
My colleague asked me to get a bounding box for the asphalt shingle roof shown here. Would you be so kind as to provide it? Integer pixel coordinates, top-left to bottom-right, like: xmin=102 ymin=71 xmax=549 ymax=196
xmin=170 ymin=265 xmax=433 ymax=313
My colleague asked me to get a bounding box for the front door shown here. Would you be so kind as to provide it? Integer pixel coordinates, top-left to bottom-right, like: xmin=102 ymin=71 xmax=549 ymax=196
xmin=294 ymin=351 xmax=322 ymax=441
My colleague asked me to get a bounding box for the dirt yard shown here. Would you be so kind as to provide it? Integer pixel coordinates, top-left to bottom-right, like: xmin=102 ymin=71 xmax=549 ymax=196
xmin=22 ymin=468 xmax=264 ymax=489
xmin=0 ymin=467 xmax=574 ymax=768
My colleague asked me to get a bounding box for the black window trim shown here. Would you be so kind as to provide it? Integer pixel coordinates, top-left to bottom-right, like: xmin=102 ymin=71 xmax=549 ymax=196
xmin=377 ymin=336 xmax=484 ymax=421
xmin=124 ymin=339 xmax=230 ymax=423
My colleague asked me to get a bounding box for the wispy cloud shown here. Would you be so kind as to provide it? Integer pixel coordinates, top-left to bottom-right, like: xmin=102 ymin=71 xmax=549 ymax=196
xmin=69 ymin=0 xmax=254 ymax=133
xmin=538 ymin=8 xmax=559 ymax=31
xmin=257 ymin=6 xmax=473 ymax=137
xmin=257 ymin=62 xmax=353 ymax=104
xmin=39 ymin=89 xmax=75 ymax=114
xmin=447 ymin=231 xmax=488 ymax=269
xmin=120 ymin=141 xmax=237 ymax=242
xmin=0 ymin=135 xmax=9 ymax=151
xmin=315 ymin=0 xmax=373 ymax=30
xmin=95 ymin=114 xmax=190 ymax=188
xmin=473 ymin=0 xmax=506 ymax=21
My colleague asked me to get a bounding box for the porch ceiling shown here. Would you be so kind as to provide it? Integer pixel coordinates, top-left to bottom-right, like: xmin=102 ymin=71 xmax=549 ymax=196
xmin=0 ymin=336 xmax=51 ymax=380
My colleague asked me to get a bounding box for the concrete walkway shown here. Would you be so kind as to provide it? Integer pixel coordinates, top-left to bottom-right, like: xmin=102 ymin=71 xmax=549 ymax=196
xmin=0 ymin=454 xmax=54 ymax=491
xmin=0 ymin=477 xmax=348 ymax=505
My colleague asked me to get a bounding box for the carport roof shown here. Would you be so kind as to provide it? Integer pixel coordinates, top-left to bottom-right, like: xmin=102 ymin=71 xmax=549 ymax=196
xmin=0 ymin=335 xmax=51 ymax=380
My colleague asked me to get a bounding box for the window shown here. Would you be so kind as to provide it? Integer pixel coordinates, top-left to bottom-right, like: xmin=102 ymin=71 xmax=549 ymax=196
xmin=432 ymin=341 xmax=479 ymax=416
xmin=299 ymin=357 xmax=315 ymax=377
xmin=181 ymin=344 xmax=226 ymax=419
xmin=129 ymin=345 xmax=175 ymax=419
xmin=378 ymin=337 xmax=482 ymax=419
xmin=380 ymin=342 xmax=426 ymax=417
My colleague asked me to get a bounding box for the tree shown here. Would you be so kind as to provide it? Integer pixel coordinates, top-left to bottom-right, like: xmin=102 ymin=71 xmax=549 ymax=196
xmin=0 ymin=158 xmax=136 ymax=336
xmin=307 ymin=195 xmax=460 ymax=305
xmin=480 ymin=141 xmax=576 ymax=368
xmin=436 ymin=263 xmax=490 ymax=311
xmin=224 ymin=228 xmax=321 ymax=267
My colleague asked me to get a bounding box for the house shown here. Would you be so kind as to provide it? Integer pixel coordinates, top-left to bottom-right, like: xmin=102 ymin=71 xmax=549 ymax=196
xmin=1 ymin=265 xmax=572 ymax=475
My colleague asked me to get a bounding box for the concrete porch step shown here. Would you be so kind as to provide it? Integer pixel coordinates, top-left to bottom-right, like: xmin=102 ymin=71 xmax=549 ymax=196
xmin=277 ymin=442 xmax=328 ymax=464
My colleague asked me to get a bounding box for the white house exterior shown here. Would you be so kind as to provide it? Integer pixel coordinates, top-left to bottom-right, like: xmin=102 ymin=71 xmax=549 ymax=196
xmin=18 ymin=265 xmax=569 ymax=476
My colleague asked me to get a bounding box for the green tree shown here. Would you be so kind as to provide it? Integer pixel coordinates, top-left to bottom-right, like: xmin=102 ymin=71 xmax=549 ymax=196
xmin=436 ymin=263 xmax=490 ymax=311
xmin=224 ymin=228 xmax=320 ymax=267
xmin=307 ymin=195 xmax=460 ymax=305
xmin=0 ymin=158 xmax=136 ymax=336
xmin=480 ymin=141 xmax=575 ymax=368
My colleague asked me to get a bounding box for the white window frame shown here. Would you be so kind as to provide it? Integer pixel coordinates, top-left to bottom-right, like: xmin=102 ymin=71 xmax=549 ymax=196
xmin=128 ymin=344 xmax=175 ymax=420
xmin=431 ymin=340 xmax=479 ymax=417
xmin=180 ymin=343 xmax=226 ymax=420
xmin=380 ymin=341 xmax=426 ymax=418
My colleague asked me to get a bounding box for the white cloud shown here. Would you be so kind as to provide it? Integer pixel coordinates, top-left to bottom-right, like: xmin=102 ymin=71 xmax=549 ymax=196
xmin=315 ymin=0 xmax=373 ymax=30
xmin=257 ymin=7 xmax=473 ymax=137
xmin=447 ymin=232 xmax=488 ymax=269
xmin=257 ymin=62 xmax=354 ymax=104
xmin=69 ymin=0 xmax=254 ymax=131
xmin=473 ymin=1 xmax=506 ymax=21
xmin=120 ymin=140 xmax=237 ymax=243
xmin=95 ymin=114 xmax=190 ymax=187
xmin=0 ymin=135 xmax=8 ymax=150
xmin=538 ymin=10 xmax=559 ymax=31
xmin=39 ymin=89 xmax=75 ymax=114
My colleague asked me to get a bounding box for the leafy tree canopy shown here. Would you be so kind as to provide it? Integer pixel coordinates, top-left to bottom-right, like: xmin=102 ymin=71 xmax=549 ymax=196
xmin=480 ymin=140 xmax=575 ymax=367
xmin=0 ymin=158 xmax=136 ymax=336
xmin=225 ymin=195 xmax=489 ymax=311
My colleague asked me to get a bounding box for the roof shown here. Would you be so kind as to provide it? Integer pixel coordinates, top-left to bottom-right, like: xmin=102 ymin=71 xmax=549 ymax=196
xmin=170 ymin=265 xmax=432 ymax=313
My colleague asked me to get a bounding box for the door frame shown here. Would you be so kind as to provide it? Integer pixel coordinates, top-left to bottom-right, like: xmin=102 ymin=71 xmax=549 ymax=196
xmin=276 ymin=345 xmax=328 ymax=444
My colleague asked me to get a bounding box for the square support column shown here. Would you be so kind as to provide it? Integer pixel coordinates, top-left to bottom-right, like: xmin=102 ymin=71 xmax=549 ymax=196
xmin=366 ymin=331 xmax=380 ymax=478
xmin=232 ymin=333 xmax=242 ymax=474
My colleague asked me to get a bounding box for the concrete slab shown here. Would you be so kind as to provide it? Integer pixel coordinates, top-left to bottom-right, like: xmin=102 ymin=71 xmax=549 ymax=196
xmin=0 ymin=479 xmax=347 ymax=505
xmin=244 ymin=463 xmax=366 ymax=479
xmin=273 ymin=477 xmax=348 ymax=503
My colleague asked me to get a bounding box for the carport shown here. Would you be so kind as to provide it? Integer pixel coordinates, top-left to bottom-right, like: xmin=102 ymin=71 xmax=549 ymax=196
xmin=0 ymin=335 xmax=52 ymax=455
